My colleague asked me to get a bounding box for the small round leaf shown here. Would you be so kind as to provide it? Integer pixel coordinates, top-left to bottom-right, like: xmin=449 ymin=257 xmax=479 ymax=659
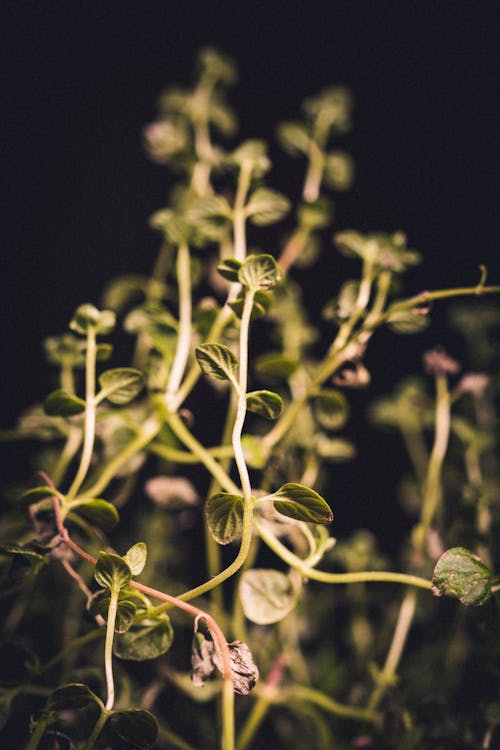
xmin=94 ymin=553 xmax=132 ymax=592
xmin=114 ymin=618 xmax=174 ymax=660
xmin=205 ymin=493 xmax=244 ymax=544
xmin=109 ymin=709 xmax=158 ymax=749
xmin=273 ymin=483 xmax=333 ymax=525
xmin=44 ymin=390 xmax=86 ymax=417
xmin=238 ymin=254 xmax=282 ymax=292
xmin=432 ymin=547 xmax=492 ymax=606
xmin=246 ymin=390 xmax=283 ymax=420
xmin=239 ymin=569 xmax=300 ymax=624
xmin=98 ymin=368 xmax=145 ymax=405
xmin=195 ymin=343 xmax=238 ymax=382
xmin=123 ymin=542 xmax=147 ymax=576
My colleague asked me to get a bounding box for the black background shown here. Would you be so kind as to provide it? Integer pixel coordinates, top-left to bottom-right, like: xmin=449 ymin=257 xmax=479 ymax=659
xmin=2 ymin=1 xmax=499 ymax=544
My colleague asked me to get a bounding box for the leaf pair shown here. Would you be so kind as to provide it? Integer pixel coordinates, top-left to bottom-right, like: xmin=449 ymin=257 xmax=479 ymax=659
xmin=206 ymin=483 xmax=333 ymax=546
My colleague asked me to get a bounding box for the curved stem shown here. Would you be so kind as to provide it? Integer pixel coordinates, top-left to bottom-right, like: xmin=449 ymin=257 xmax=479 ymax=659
xmin=166 ymin=242 xmax=192 ymax=409
xmin=82 ymin=708 xmax=109 ymax=750
xmin=104 ymin=589 xmax=119 ymax=710
xmin=67 ymin=327 xmax=97 ymax=500
xmin=367 ymin=589 xmax=417 ymax=711
xmin=255 ymin=518 xmax=432 ymax=590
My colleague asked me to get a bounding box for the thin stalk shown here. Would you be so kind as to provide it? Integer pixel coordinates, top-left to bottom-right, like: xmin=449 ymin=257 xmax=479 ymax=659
xmin=80 ymin=415 xmax=160 ymax=499
xmin=67 ymin=326 xmax=97 ymax=500
xmin=255 ymin=518 xmax=432 ymax=590
xmin=166 ymin=242 xmax=192 ymax=409
xmin=104 ymin=589 xmax=119 ymax=710
xmin=279 ymin=684 xmax=376 ymax=723
xmin=415 ymin=373 xmax=451 ymax=553
xmin=367 ymin=589 xmax=417 ymax=711
xmin=39 ymin=628 xmax=104 ymax=675
xmin=236 ymin=694 xmax=270 ymax=750
xmin=51 ymin=426 xmax=82 ymax=487
xmin=232 ymin=162 xmax=252 ymax=266
xmin=82 ymin=709 xmax=109 ymax=750
xmin=24 ymin=715 xmax=50 ymax=750
xmin=148 ymin=441 xmax=234 ymax=464
xmin=232 ymin=290 xmax=254 ymax=501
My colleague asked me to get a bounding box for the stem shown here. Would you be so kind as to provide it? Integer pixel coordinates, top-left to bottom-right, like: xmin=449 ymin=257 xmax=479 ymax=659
xmin=24 ymin=716 xmax=50 ymax=750
xmin=67 ymin=326 xmax=97 ymax=500
xmin=39 ymin=628 xmax=104 ymax=675
xmin=82 ymin=708 xmax=109 ymax=750
xmin=232 ymin=162 xmax=252 ymax=265
xmin=81 ymin=415 xmax=160 ymax=498
xmin=236 ymin=694 xmax=270 ymax=750
xmin=166 ymin=242 xmax=192 ymax=409
xmin=414 ymin=373 xmax=451 ymax=553
xmin=255 ymin=518 xmax=432 ymax=590
xmin=104 ymin=588 xmax=119 ymax=710
xmin=232 ymin=289 xmax=254 ymax=501
xmin=279 ymin=684 xmax=376 ymax=722
xmin=148 ymin=441 xmax=234 ymax=464
xmin=166 ymin=411 xmax=238 ymax=494
xmin=368 ymin=589 xmax=417 ymax=711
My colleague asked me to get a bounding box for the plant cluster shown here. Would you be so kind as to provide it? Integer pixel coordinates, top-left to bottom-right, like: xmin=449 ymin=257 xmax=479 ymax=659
xmin=1 ymin=49 xmax=500 ymax=750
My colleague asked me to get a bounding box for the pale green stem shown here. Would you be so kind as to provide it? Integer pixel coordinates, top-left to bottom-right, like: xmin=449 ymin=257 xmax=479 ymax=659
xmin=236 ymin=694 xmax=270 ymax=750
xmin=80 ymin=415 xmax=160 ymax=499
xmin=66 ymin=327 xmax=97 ymax=500
xmin=332 ymin=259 xmax=374 ymax=352
xmin=368 ymin=589 xmax=418 ymax=711
xmin=414 ymin=373 xmax=451 ymax=552
xmin=157 ymin=724 xmax=196 ymax=750
xmin=166 ymin=242 xmax=192 ymax=410
xmin=279 ymin=684 xmax=376 ymax=723
xmin=170 ymin=305 xmax=234 ymax=411
xmin=51 ymin=426 xmax=82 ymax=487
xmin=104 ymin=588 xmax=119 ymax=710
xmin=82 ymin=708 xmax=109 ymax=750
xmin=60 ymin=362 xmax=75 ymax=394
xmin=232 ymin=162 xmax=252 ymax=265
xmin=165 ymin=411 xmax=238 ymax=495
xmin=255 ymin=518 xmax=432 ymax=590
xmin=148 ymin=441 xmax=234 ymax=464
xmin=24 ymin=715 xmax=50 ymax=750
xmin=232 ymin=290 xmax=254 ymax=501
xmin=303 ymin=139 xmax=325 ymax=202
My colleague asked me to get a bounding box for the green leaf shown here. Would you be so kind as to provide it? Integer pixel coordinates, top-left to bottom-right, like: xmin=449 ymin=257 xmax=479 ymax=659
xmin=387 ymin=308 xmax=431 ymax=334
xmin=0 ymin=543 xmax=49 ymax=565
xmin=98 ymin=368 xmax=145 ymax=405
xmin=254 ymin=353 xmax=299 ymax=380
xmin=229 ymin=290 xmax=272 ymax=320
xmin=70 ymin=304 xmax=116 ymax=336
xmin=239 ymin=569 xmax=300 ymax=624
xmin=273 ymin=483 xmax=333 ymax=525
xmin=315 ymin=435 xmax=356 ymax=462
xmin=228 ymin=139 xmax=270 ymax=176
xmin=19 ymin=486 xmax=56 ymax=504
xmin=95 ymin=343 xmax=114 ymax=361
xmin=217 ymin=258 xmax=242 ymax=282
xmin=205 ymin=492 xmax=244 ymax=544
xmin=246 ymin=188 xmax=290 ymax=226
xmin=44 ymin=389 xmax=86 ymax=417
xmin=246 ymin=390 xmax=283 ymax=420
xmin=94 ymin=553 xmax=132 ymax=592
xmin=47 ymin=683 xmax=101 ymax=711
xmin=312 ymin=389 xmax=349 ymax=430
xmin=92 ymin=595 xmax=138 ymax=633
xmin=241 ymin=435 xmax=269 ymax=469
xmin=114 ymin=617 xmax=174 ymax=661
xmin=297 ymin=197 xmax=333 ymax=230
xmin=44 ymin=333 xmax=86 ymax=367
xmin=195 ymin=343 xmax=238 ymax=382
xmin=238 ymin=254 xmax=282 ymax=292
xmin=69 ymin=499 xmax=119 ymax=531
xmin=109 ymin=709 xmax=158 ymax=749
xmin=276 ymin=121 xmax=311 ymax=155
xmin=114 ymin=600 xmax=138 ymax=633
xmin=432 ymin=547 xmax=492 ymax=606
xmin=323 ymin=150 xmax=354 ymax=190
xmin=101 ymin=274 xmax=149 ymax=312
xmin=123 ymin=542 xmax=147 ymax=576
